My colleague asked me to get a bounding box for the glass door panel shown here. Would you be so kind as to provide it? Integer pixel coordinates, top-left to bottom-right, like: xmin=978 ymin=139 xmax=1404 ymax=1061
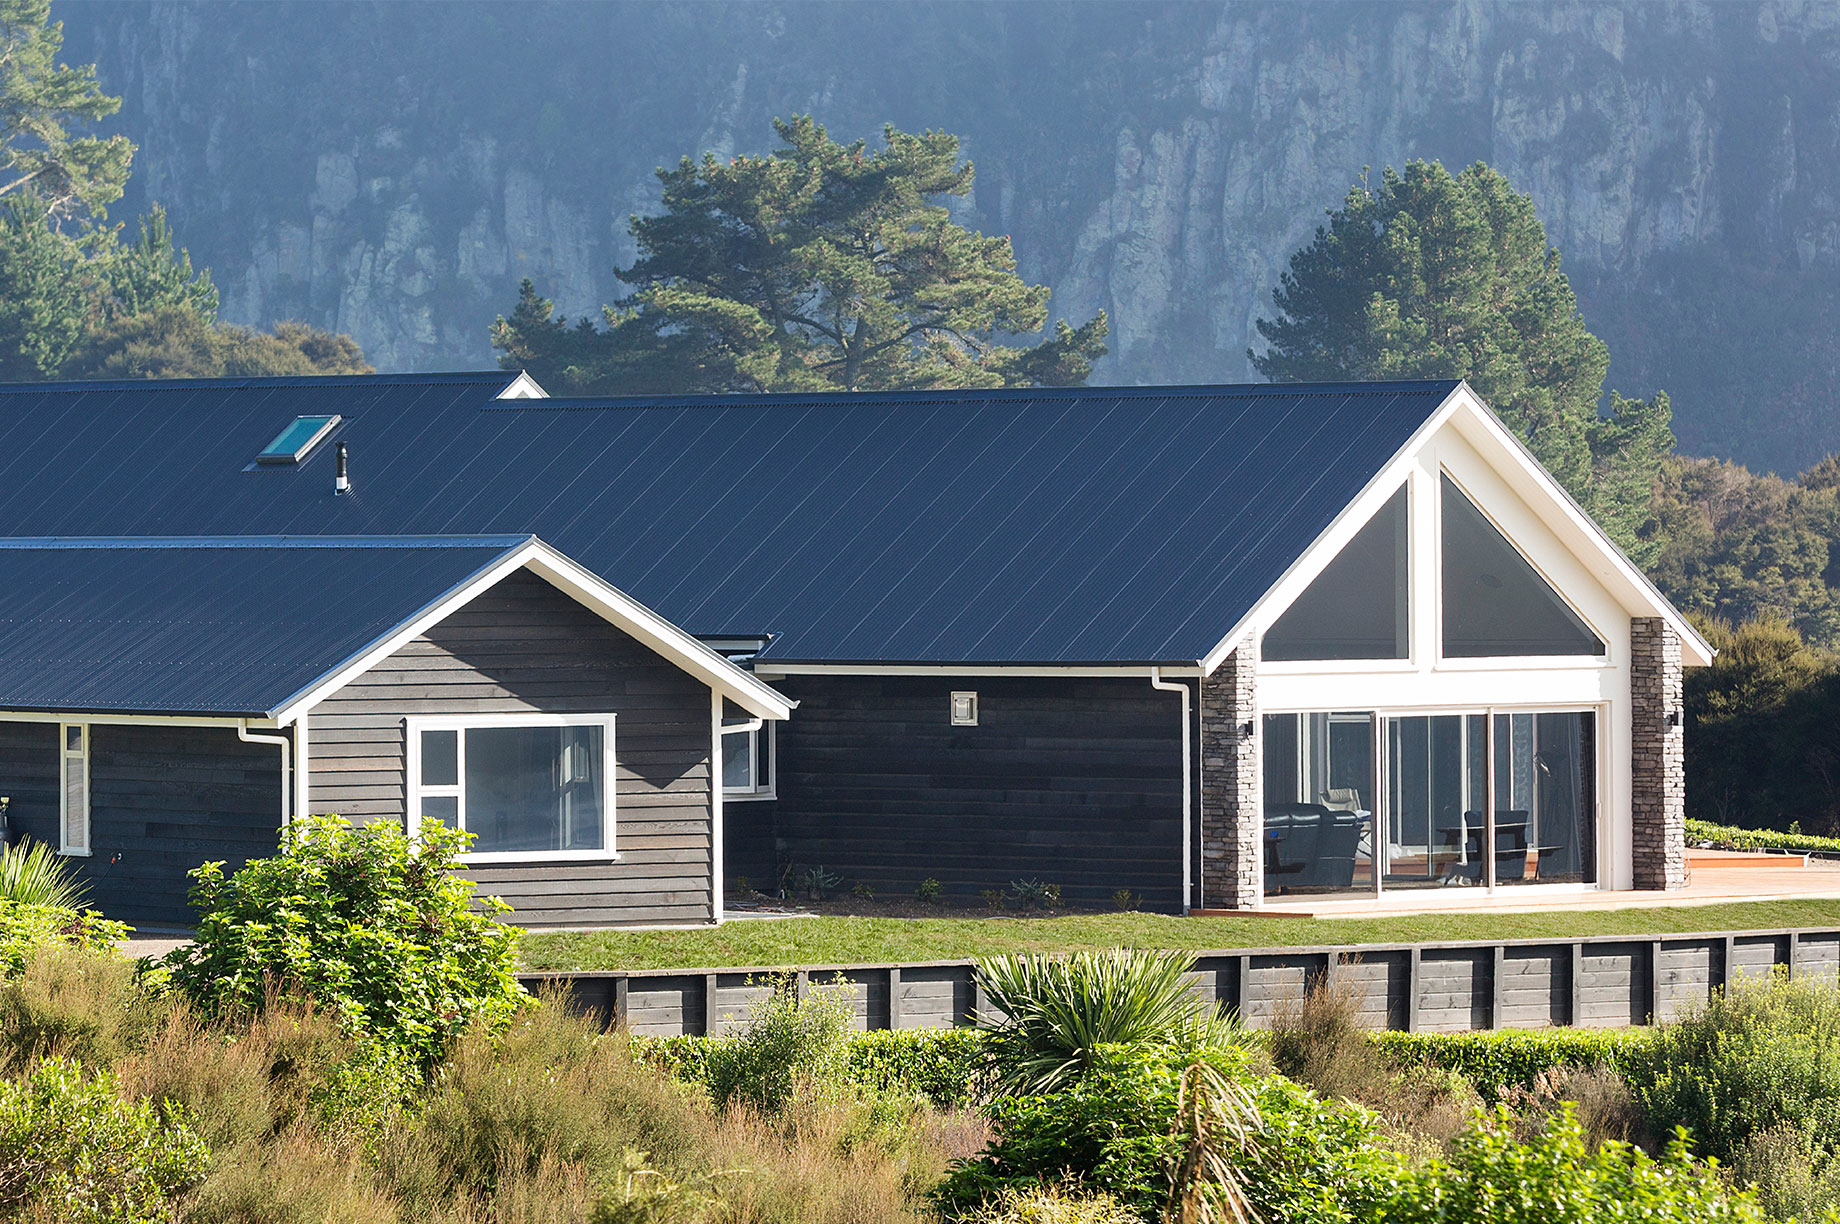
xmin=1493 ymin=711 xmax=1596 ymax=884
xmin=1383 ymin=714 xmax=1488 ymax=889
xmin=1261 ymin=712 xmax=1375 ymax=896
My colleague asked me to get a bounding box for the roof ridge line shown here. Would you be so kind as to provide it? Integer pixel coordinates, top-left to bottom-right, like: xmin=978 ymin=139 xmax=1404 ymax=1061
xmin=0 ymin=534 xmax=535 ymax=550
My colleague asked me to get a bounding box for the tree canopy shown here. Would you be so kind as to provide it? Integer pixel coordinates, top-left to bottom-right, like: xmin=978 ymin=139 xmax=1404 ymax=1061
xmin=1252 ymin=160 xmax=1672 ymax=564
xmin=0 ymin=0 xmax=367 ymax=382
xmin=0 ymin=0 xmax=132 ymax=224
xmin=493 ymin=116 xmax=1107 ymax=395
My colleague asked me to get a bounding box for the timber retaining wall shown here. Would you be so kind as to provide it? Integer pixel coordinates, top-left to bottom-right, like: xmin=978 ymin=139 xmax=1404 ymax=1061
xmin=517 ymin=927 xmax=1840 ymax=1037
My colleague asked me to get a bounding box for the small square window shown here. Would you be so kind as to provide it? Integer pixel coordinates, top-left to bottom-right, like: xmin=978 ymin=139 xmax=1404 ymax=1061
xmin=256 ymin=415 xmax=341 ymax=464
xmin=951 ymin=691 xmax=978 ymax=726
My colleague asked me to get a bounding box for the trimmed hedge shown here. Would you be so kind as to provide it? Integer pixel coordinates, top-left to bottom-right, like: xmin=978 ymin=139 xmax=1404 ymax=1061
xmin=1371 ymin=1027 xmax=1656 ymax=1099
xmin=634 ymin=1025 xmax=987 ymax=1107
xmin=1687 ymin=818 xmax=1840 ymax=856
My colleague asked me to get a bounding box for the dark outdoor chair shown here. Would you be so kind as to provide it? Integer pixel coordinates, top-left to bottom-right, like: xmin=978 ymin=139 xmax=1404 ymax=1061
xmin=1265 ymin=804 xmax=1363 ymax=892
xmin=1443 ymin=810 xmax=1532 ymax=883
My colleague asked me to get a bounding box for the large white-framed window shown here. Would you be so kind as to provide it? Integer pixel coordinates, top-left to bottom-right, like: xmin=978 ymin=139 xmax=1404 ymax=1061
xmin=59 ymin=722 xmax=91 ymax=856
xmin=722 ymin=719 xmax=775 ymax=801
xmin=405 ymin=713 xmax=616 ymax=863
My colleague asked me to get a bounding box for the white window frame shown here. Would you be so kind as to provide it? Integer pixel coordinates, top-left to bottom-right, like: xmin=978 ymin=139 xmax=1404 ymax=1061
xmin=59 ymin=722 xmax=91 ymax=857
xmin=405 ymin=712 xmax=617 ymax=863
xmin=721 ymin=719 xmax=776 ymax=802
xmin=951 ymin=691 xmax=979 ymax=726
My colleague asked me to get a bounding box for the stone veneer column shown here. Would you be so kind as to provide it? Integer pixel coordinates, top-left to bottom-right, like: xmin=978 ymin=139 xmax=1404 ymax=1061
xmin=1630 ymin=617 xmax=1688 ymax=890
xmin=1200 ymin=637 xmax=1260 ymax=909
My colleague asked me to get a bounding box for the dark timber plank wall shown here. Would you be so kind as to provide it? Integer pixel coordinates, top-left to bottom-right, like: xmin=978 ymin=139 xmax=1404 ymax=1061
xmin=519 ymin=927 xmax=1840 ymax=1037
xmin=307 ymin=570 xmax=716 ymax=927
xmin=764 ymin=675 xmax=1185 ymax=909
xmin=0 ymin=720 xmax=281 ymax=927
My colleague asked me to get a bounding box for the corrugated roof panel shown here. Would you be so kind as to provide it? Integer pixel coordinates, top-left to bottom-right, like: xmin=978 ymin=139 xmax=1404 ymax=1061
xmin=0 ymin=537 xmax=528 ymax=715
xmin=0 ymin=376 xmax=1460 ymax=664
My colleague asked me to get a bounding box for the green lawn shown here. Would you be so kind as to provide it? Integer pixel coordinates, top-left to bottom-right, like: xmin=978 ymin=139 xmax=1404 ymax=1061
xmin=519 ymin=897 xmax=1840 ymax=972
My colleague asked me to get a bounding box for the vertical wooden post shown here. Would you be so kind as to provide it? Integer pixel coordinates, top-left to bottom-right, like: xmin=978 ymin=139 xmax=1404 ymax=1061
xmin=1646 ymin=940 xmax=1662 ymax=1025
xmin=1491 ymin=946 xmax=1505 ymax=1030
xmin=1236 ymin=956 xmax=1253 ymax=1025
xmin=702 ymin=973 xmax=719 ymax=1037
xmin=614 ymin=976 xmax=629 ymax=1032
xmin=1722 ymin=935 xmax=1737 ymax=991
xmin=886 ymin=967 xmax=903 ymax=1031
xmin=1406 ymin=948 xmax=1421 ymax=1033
xmin=1568 ymin=943 xmax=1583 ymax=1027
xmin=1788 ymin=931 xmax=1802 ymax=980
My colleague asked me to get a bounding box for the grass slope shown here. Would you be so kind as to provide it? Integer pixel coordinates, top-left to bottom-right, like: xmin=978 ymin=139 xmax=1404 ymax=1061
xmin=521 ymin=898 xmax=1840 ymax=972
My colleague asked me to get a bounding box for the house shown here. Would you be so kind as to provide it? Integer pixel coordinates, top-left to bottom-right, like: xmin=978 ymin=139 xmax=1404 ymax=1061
xmin=0 ymin=372 xmax=1707 ymax=926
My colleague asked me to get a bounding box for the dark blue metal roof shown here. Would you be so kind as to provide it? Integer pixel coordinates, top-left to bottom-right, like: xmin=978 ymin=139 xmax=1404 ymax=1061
xmin=0 ymin=377 xmax=1461 ymax=664
xmin=0 ymin=536 xmax=530 ymax=716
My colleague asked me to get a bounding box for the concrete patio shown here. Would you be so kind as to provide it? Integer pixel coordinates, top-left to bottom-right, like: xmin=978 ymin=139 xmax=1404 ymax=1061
xmin=1210 ymin=850 xmax=1840 ymax=919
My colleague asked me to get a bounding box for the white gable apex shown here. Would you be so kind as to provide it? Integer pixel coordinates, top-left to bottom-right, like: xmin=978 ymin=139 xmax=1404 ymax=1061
xmin=1204 ymin=382 xmax=1712 ymax=673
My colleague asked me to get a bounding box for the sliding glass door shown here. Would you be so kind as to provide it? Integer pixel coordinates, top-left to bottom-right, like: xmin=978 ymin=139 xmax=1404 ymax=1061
xmin=1262 ymin=707 xmax=1598 ymax=897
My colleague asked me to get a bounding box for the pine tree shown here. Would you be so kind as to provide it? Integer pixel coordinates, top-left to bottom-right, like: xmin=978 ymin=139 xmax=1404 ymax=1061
xmin=493 ymin=116 xmax=1107 ymax=395
xmin=0 ymin=0 xmax=133 ymax=224
xmin=1253 ymin=161 xmax=1671 ymax=563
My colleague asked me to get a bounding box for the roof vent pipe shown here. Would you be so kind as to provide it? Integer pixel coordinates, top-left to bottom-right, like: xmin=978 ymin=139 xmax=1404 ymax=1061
xmin=334 ymin=442 xmax=350 ymax=495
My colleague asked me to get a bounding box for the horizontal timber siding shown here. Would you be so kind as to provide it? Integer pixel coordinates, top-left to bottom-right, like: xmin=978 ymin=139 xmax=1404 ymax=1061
xmin=308 ymin=570 xmax=715 ymax=927
xmin=0 ymin=720 xmax=281 ymax=927
xmin=768 ymin=675 xmax=1185 ymax=909
xmin=520 ymin=926 xmax=1840 ymax=1038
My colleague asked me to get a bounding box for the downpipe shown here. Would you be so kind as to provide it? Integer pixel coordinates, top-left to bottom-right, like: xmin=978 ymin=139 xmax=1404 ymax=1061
xmin=1149 ymin=669 xmax=1193 ymax=912
xmin=237 ymin=720 xmax=292 ymax=828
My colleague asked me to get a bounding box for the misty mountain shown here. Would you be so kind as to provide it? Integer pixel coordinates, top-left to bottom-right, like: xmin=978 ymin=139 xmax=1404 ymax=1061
xmin=59 ymin=0 xmax=1840 ymax=473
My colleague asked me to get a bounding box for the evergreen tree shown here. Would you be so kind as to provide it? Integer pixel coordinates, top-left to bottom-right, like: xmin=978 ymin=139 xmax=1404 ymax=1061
xmin=64 ymin=306 xmax=371 ymax=379
xmin=493 ymin=116 xmax=1107 ymax=395
xmin=0 ymin=0 xmax=133 ymax=224
xmin=1253 ymin=160 xmax=1670 ymax=563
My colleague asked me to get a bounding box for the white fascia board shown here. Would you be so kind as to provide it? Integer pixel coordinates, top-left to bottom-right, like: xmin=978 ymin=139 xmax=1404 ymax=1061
xmin=1440 ymin=387 xmax=1715 ymax=667
xmin=1197 ymin=385 xmax=1467 ymax=675
xmin=0 ymin=710 xmax=276 ymax=728
xmin=270 ymin=540 xmax=543 ymax=726
xmin=520 ymin=546 xmax=794 ymax=721
xmin=495 ymin=371 xmax=549 ymax=399
xmin=274 ymin=539 xmax=794 ymax=726
xmin=753 ymin=663 xmax=1206 ymax=678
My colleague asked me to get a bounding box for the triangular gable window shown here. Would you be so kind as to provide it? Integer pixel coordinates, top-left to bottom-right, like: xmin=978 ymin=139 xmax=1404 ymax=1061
xmin=1441 ymin=475 xmax=1604 ymax=657
xmin=1264 ymin=486 xmax=1408 ymax=661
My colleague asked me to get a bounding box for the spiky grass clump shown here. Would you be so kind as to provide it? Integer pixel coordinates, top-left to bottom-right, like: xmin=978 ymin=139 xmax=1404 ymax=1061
xmin=0 ymin=841 xmax=89 ymax=910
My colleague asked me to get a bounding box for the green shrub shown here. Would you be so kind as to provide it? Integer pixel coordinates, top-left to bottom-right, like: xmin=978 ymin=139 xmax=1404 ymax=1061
xmin=705 ymin=974 xmax=853 ymax=1114
xmin=637 ymin=1024 xmax=988 ymax=1109
xmin=0 ymin=1056 xmax=208 ymax=1224
xmin=0 ymin=897 xmax=128 ymax=979
xmin=959 ymin=1185 xmax=1139 ymax=1224
xmin=160 ymin=814 xmax=526 ymax=1066
xmin=1373 ymin=1105 xmax=1766 ymax=1222
xmin=1687 ymin=818 xmax=1840 ymax=855
xmin=0 ymin=838 xmax=92 ymax=908
xmin=974 ymin=948 xmax=1235 ymax=1095
xmin=1634 ymin=970 xmax=1840 ymax=1164
xmin=934 ymin=1043 xmax=1392 ymax=1223
xmin=1730 ymin=1124 xmax=1840 ymax=1224
xmin=1369 ymin=1028 xmax=1656 ymax=1101
xmin=916 ymin=878 xmax=942 ymax=904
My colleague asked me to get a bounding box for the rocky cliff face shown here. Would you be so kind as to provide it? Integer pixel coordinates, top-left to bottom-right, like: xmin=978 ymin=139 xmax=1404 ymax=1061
xmin=60 ymin=1 xmax=1840 ymax=472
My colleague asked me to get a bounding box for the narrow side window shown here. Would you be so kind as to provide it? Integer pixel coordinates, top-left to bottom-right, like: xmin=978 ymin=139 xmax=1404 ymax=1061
xmin=60 ymin=723 xmax=91 ymax=856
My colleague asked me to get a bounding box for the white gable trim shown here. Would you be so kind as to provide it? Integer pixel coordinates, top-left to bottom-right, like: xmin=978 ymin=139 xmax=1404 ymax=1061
xmin=1199 ymin=383 xmax=1712 ymax=673
xmin=272 ymin=539 xmax=792 ymax=726
xmin=495 ymin=371 xmax=549 ymax=399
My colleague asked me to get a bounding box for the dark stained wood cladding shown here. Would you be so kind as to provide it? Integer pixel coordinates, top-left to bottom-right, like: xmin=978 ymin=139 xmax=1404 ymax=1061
xmin=763 ymin=675 xmax=1186 ymax=910
xmin=307 ymin=570 xmax=716 ymax=926
xmin=0 ymin=720 xmax=281 ymax=927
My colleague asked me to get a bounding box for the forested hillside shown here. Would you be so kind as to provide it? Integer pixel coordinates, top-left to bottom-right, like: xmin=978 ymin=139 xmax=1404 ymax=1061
xmin=58 ymin=0 xmax=1840 ymax=474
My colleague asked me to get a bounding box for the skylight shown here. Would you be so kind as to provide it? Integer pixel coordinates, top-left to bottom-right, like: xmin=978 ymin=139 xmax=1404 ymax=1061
xmin=255 ymin=415 xmax=341 ymax=464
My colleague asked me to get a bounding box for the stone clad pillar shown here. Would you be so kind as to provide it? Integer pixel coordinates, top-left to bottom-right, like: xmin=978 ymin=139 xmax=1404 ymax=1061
xmin=1630 ymin=617 xmax=1687 ymax=890
xmin=1200 ymin=637 xmax=1260 ymax=910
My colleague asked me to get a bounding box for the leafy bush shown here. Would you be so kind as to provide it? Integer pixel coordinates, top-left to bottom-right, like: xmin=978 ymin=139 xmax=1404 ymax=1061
xmin=974 ymin=948 xmax=1234 ymax=1095
xmin=1372 ymin=1105 xmax=1766 ymax=1223
xmin=1370 ymin=1027 xmax=1655 ymax=1101
xmin=1730 ymin=1124 xmax=1840 ymax=1224
xmin=0 ymin=1057 xmax=208 ymax=1224
xmin=0 ymin=838 xmax=91 ymax=908
xmin=935 ymin=1043 xmax=1391 ymax=1223
xmin=0 ymin=897 xmax=128 ymax=979
xmin=705 ymin=974 xmax=853 ymax=1114
xmin=638 ymin=1024 xmax=988 ymax=1109
xmin=160 ymin=814 xmax=525 ymax=1066
xmin=1687 ymin=818 xmax=1840 ymax=855
xmin=1634 ymin=970 xmax=1840 ymax=1164
xmin=916 ymin=878 xmax=942 ymax=904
